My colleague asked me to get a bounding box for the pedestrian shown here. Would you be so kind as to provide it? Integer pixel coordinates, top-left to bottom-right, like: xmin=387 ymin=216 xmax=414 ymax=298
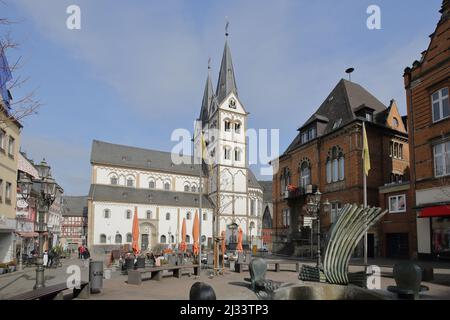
xmin=189 ymin=282 xmax=216 ymax=300
xmin=48 ymin=248 xmax=54 ymax=267
xmin=78 ymin=245 xmax=83 ymax=259
xmin=83 ymin=247 xmax=90 ymax=260
xmin=43 ymin=250 xmax=48 ymax=267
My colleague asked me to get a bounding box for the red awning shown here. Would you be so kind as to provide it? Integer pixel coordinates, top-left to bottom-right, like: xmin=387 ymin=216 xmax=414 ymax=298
xmin=419 ymin=205 xmax=450 ymax=218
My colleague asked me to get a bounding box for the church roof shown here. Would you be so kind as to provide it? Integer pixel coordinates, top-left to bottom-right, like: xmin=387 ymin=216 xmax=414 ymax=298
xmin=91 ymin=140 xmax=203 ymax=176
xmin=88 ymin=184 xmax=214 ymax=208
xmin=62 ymin=196 xmax=88 ymax=217
xmin=216 ymin=39 xmax=238 ymax=104
xmin=247 ymin=170 xmax=262 ymax=189
xmin=258 ymin=180 xmax=273 ymax=203
xmin=199 ymin=72 xmax=216 ymax=123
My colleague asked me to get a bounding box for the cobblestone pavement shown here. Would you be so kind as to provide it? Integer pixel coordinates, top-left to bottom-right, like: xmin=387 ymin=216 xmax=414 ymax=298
xmin=0 ymin=258 xmax=89 ymax=299
xmin=1 ymin=257 xmax=449 ymax=300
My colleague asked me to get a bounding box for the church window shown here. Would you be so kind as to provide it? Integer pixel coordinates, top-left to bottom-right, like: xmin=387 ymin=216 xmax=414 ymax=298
xmin=110 ymin=176 xmax=118 ymax=185
xmin=191 ymin=185 xmax=197 ymax=192
xmin=149 ymin=180 xmax=155 ymax=189
xmin=224 ymin=147 xmax=231 ymax=160
xmin=165 ymin=212 xmax=170 ymax=220
xmin=164 ymin=182 xmax=171 ymax=190
xmin=224 ymin=120 xmax=231 ymax=132
xmin=146 ymin=210 xmax=152 ymax=219
xmin=100 ymin=234 xmax=106 ymax=243
xmin=184 ymin=185 xmax=190 ymax=192
xmin=126 ymin=233 xmax=132 ymax=243
xmin=235 ymin=122 xmax=241 ymax=133
xmin=125 ymin=210 xmax=132 ymax=219
xmin=235 ymin=148 xmax=241 ymax=161
xmin=127 ymin=178 xmax=134 ymax=187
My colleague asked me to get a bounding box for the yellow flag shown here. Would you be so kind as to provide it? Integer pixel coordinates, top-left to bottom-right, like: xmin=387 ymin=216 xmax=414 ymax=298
xmin=201 ymin=132 xmax=207 ymax=161
xmin=362 ymin=122 xmax=371 ymax=176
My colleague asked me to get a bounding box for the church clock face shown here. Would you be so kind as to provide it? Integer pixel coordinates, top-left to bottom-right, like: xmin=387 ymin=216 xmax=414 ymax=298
xmin=229 ymin=98 xmax=236 ymax=109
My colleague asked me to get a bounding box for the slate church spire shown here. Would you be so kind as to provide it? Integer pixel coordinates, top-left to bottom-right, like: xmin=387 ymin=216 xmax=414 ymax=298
xmin=199 ymin=59 xmax=215 ymax=123
xmin=216 ymin=21 xmax=238 ymax=104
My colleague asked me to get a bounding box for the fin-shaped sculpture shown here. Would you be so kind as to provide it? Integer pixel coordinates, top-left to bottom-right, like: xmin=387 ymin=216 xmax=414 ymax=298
xmin=323 ymin=204 xmax=387 ymax=285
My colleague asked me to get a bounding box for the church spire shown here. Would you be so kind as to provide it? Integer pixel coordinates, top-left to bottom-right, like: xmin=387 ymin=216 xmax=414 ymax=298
xmin=199 ymin=59 xmax=215 ymax=123
xmin=216 ymin=20 xmax=238 ymax=104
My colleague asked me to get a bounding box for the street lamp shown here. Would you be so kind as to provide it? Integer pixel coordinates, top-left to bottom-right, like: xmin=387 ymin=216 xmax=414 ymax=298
xmin=18 ymin=159 xmax=58 ymax=289
xmin=305 ymin=189 xmax=330 ymax=270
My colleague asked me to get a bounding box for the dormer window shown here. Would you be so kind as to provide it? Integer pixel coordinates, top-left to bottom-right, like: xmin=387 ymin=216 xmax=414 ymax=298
xmin=301 ymin=126 xmax=316 ymax=144
xmin=365 ymin=113 xmax=373 ymax=122
xmin=332 ymin=118 xmax=342 ymax=129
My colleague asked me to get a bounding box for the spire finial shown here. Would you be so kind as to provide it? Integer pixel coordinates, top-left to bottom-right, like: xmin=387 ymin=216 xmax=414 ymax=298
xmin=225 ymin=16 xmax=229 ymax=37
xmin=208 ymin=57 xmax=211 ymax=70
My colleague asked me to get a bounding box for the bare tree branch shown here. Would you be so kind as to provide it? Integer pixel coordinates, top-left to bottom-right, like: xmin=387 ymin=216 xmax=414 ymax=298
xmin=1 ymin=9 xmax=40 ymax=126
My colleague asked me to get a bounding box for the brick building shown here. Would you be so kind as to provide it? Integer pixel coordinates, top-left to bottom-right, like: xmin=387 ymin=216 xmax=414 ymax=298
xmin=404 ymin=0 xmax=450 ymax=260
xmin=272 ymin=79 xmax=415 ymax=258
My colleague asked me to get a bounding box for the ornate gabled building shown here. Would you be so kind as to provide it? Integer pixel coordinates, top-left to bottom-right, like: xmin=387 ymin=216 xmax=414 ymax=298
xmin=272 ymin=79 xmax=415 ymax=258
xmin=88 ymin=33 xmax=263 ymax=254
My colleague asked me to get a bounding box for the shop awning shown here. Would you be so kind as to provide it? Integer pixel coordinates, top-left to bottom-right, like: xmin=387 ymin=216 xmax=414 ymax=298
xmin=15 ymin=232 xmax=39 ymax=238
xmin=418 ymin=205 xmax=450 ymax=218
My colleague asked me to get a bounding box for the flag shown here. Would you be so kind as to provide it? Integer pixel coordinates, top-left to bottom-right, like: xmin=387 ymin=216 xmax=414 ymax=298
xmin=201 ymin=132 xmax=207 ymax=161
xmin=362 ymin=122 xmax=371 ymax=176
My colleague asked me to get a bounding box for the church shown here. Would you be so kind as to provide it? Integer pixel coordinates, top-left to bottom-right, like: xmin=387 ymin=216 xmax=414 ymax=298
xmin=87 ymin=33 xmax=264 ymax=254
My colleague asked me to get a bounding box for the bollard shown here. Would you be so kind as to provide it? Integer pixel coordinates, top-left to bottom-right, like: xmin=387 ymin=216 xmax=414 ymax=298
xmin=89 ymin=260 xmax=103 ymax=294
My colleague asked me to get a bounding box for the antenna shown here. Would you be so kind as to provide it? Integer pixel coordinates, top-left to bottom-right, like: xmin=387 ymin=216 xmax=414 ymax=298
xmin=225 ymin=16 xmax=229 ymax=37
xmin=345 ymin=67 xmax=354 ymax=81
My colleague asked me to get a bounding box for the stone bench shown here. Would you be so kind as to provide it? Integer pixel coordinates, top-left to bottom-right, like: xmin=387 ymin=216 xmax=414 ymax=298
xmin=235 ymin=260 xmax=300 ymax=273
xmin=7 ymin=281 xmax=90 ymax=300
xmin=268 ymin=260 xmax=300 ymax=273
xmin=127 ymin=264 xmax=199 ymax=285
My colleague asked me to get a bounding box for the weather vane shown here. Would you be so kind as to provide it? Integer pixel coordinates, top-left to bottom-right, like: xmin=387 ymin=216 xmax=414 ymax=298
xmin=225 ymin=16 xmax=229 ymax=37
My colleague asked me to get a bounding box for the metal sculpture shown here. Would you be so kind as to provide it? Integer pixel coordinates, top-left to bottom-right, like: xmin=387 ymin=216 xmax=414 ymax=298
xmin=322 ymin=203 xmax=387 ymax=285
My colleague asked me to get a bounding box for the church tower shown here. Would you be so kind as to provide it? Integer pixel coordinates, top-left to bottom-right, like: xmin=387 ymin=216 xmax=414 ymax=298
xmin=195 ymin=28 xmax=261 ymax=248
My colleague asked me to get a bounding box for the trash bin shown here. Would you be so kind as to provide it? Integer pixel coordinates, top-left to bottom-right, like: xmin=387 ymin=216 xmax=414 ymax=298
xmin=89 ymin=260 xmax=103 ymax=294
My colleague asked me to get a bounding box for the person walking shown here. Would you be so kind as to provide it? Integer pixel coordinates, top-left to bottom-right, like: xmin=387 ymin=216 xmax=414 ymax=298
xmin=43 ymin=250 xmax=48 ymax=268
xmin=78 ymin=245 xmax=83 ymax=259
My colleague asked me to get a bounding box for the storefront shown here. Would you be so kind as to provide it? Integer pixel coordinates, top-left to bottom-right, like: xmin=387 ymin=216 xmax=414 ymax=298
xmin=417 ymin=204 xmax=450 ymax=260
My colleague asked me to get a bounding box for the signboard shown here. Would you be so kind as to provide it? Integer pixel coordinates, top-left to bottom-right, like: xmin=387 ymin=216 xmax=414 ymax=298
xmin=16 ymin=199 xmax=29 ymax=209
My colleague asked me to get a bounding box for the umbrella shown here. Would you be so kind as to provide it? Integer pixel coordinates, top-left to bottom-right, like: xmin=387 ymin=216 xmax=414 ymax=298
xmin=180 ymin=218 xmax=187 ymax=253
xmin=132 ymin=206 xmax=140 ymax=254
xmin=236 ymin=227 xmax=243 ymax=252
xmin=221 ymin=230 xmax=226 ymax=268
xmin=192 ymin=211 xmax=199 ymax=256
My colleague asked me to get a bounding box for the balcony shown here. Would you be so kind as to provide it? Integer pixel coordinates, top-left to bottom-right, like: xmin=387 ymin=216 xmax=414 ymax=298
xmin=283 ymin=184 xmax=318 ymax=200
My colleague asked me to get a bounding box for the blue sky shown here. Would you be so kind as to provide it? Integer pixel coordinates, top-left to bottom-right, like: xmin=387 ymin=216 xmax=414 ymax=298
xmin=2 ymin=0 xmax=443 ymax=195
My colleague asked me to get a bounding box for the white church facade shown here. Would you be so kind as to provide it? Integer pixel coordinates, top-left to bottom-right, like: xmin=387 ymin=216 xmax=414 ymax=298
xmin=87 ymin=34 xmax=263 ymax=254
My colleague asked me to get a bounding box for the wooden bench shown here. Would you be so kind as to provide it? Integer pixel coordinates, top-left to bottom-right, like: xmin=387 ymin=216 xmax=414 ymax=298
xmin=127 ymin=264 xmax=199 ymax=285
xmin=7 ymin=281 xmax=90 ymax=300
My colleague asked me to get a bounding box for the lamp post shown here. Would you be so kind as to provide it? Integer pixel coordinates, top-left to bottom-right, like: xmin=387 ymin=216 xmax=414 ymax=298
xmin=18 ymin=159 xmax=57 ymax=289
xmin=305 ymin=190 xmax=330 ymax=270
